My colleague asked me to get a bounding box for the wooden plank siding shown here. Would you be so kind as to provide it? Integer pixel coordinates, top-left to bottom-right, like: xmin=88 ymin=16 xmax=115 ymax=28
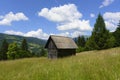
xmin=57 ymin=49 xmax=76 ymax=57
xmin=47 ymin=40 xmax=57 ymax=58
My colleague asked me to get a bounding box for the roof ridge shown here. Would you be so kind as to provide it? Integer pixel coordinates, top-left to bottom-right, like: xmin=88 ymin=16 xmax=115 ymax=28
xmin=50 ymin=35 xmax=70 ymax=38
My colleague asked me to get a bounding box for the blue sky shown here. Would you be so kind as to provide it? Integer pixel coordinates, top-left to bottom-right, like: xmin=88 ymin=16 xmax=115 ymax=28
xmin=0 ymin=0 xmax=120 ymax=39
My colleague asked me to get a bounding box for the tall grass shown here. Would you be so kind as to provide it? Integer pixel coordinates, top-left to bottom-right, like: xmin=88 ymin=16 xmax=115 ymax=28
xmin=0 ymin=47 xmax=120 ymax=80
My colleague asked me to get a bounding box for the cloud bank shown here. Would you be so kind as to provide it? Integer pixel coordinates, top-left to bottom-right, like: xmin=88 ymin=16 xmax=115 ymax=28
xmin=4 ymin=29 xmax=49 ymax=40
xmin=103 ymin=12 xmax=120 ymax=32
xmin=0 ymin=12 xmax=28 ymax=26
xmin=38 ymin=4 xmax=92 ymax=36
xmin=4 ymin=29 xmax=85 ymax=39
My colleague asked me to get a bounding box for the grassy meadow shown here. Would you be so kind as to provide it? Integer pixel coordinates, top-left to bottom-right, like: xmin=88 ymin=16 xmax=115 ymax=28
xmin=0 ymin=47 xmax=120 ymax=80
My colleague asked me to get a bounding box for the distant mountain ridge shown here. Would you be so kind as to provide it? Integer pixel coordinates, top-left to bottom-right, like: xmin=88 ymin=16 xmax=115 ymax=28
xmin=0 ymin=33 xmax=47 ymax=53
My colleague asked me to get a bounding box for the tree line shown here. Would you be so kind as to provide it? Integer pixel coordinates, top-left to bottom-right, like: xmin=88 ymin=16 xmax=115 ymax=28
xmin=0 ymin=39 xmax=47 ymax=60
xmin=76 ymin=14 xmax=120 ymax=52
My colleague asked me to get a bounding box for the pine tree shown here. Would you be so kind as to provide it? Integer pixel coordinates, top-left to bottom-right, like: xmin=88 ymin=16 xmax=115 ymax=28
xmin=85 ymin=37 xmax=99 ymax=50
xmin=77 ymin=36 xmax=85 ymax=47
xmin=92 ymin=14 xmax=110 ymax=49
xmin=76 ymin=35 xmax=86 ymax=52
xmin=105 ymin=35 xmax=116 ymax=48
xmin=113 ymin=20 xmax=120 ymax=46
xmin=21 ymin=39 xmax=28 ymax=51
xmin=0 ymin=39 xmax=8 ymax=60
xmin=20 ymin=39 xmax=31 ymax=58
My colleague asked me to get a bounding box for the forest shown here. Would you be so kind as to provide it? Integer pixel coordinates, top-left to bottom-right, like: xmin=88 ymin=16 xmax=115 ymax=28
xmin=76 ymin=14 xmax=120 ymax=52
xmin=0 ymin=38 xmax=47 ymax=60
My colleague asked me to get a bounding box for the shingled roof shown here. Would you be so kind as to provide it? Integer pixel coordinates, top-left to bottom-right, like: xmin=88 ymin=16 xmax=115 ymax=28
xmin=45 ymin=35 xmax=78 ymax=49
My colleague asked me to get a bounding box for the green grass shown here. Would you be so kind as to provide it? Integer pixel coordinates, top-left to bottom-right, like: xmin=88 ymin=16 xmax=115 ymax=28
xmin=0 ymin=47 xmax=120 ymax=80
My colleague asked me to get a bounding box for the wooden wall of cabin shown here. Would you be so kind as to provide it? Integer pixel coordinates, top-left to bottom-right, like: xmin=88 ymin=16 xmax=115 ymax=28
xmin=48 ymin=49 xmax=57 ymax=58
xmin=47 ymin=40 xmax=57 ymax=58
xmin=57 ymin=49 xmax=76 ymax=57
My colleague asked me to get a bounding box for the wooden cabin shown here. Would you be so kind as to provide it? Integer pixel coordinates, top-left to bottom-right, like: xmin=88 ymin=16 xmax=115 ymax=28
xmin=45 ymin=35 xmax=78 ymax=58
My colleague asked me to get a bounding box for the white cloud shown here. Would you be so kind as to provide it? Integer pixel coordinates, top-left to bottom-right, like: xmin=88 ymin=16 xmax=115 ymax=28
xmin=99 ymin=0 xmax=114 ymax=8
xmin=57 ymin=20 xmax=92 ymax=31
xmin=105 ymin=21 xmax=116 ymax=32
xmin=24 ymin=29 xmax=49 ymax=39
xmin=38 ymin=4 xmax=82 ymax=23
xmin=70 ymin=31 xmax=85 ymax=38
xmin=103 ymin=12 xmax=120 ymax=32
xmin=90 ymin=13 xmax=95 ymax=18
xmin=53 ymin=31 xmax=84 ymax=38
xmin=4 ymin=29 xmax=49 ymax=40
xmin=38 ymin=4 xmax=92 ymax=32
xmin=0 ymin=12 xmax=28 ymax=26
xmin=56 ymin=32 xmax=70 ymax=37
xmin=5 ymin=30 xmax=24 ymax=36
xmin=103 ymin=12 xmax=120 ymax=21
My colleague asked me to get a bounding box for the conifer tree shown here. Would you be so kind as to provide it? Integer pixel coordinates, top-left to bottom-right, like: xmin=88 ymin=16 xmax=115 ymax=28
xmin=0 ymin=39 xmax=8 ymax=60
xmin=21 ymin=39 xmax=28 ymax=51
xmin=20 ymin=39 xmax=31 ymax=58
xmin=113 ymin=20 xmax=120 ymax=46
xmin=85 ymin=14 xmax=110 ymax=50
xmin=77 ymin=36 xmax=85 ymax=47
xmin=85 ymin=37 xmax=99 ymax=50
xmin=92 ymin=14 xmax=109 ymax=49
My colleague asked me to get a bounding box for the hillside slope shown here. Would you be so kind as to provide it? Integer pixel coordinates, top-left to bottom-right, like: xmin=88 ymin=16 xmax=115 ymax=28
xmin=0 ymin=47 xmax=120 ymax=80
xmin=0 ymin=33 xmax=46 ymax=53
